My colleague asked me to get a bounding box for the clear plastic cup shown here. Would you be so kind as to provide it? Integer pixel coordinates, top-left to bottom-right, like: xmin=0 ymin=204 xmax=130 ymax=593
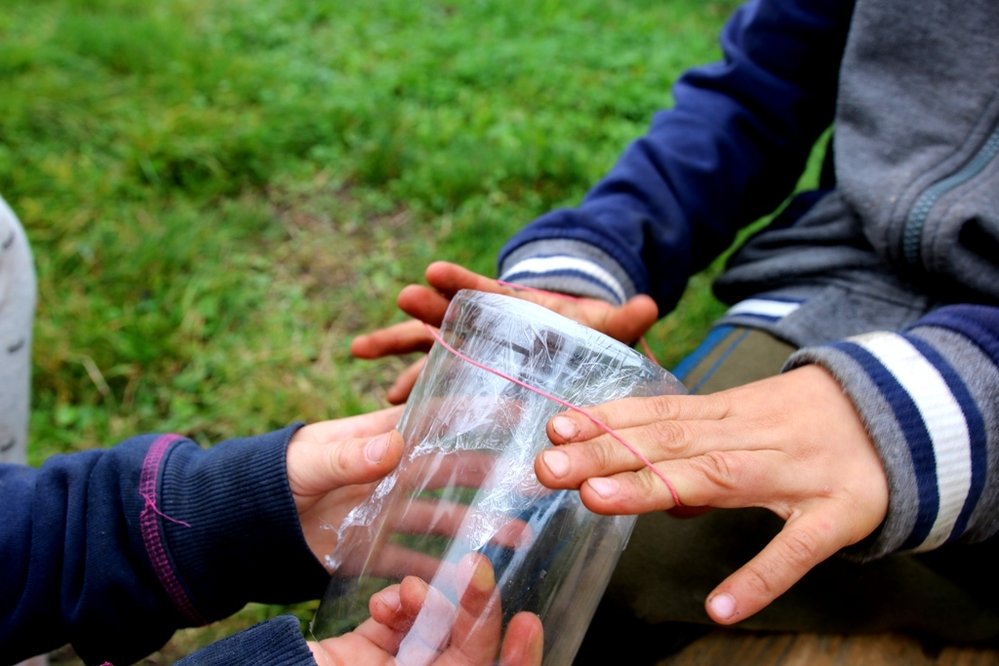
xmin=312 ymin=289 xmax=684 ymax=664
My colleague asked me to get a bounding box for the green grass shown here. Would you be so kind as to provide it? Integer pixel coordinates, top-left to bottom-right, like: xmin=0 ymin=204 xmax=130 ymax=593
xmin=0 ymin=0 xmax=813 ymax=659
xmin=2 ymin=0 xmax=751 ymax=457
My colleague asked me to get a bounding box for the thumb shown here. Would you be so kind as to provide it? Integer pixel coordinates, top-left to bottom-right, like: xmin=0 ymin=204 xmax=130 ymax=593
xmin=705 ymin=509 xmax=843 ymax=624
xmin=287 ymin=429 xmax=405 ymax=502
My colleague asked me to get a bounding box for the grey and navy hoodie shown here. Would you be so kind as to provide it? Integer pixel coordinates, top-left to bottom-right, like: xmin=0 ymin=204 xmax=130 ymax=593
xmin=498 ymin=0 xmax=999 ymax=559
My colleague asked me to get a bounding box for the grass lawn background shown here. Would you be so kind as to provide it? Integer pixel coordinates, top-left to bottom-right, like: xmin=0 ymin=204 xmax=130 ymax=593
xmin=0 ymin=0 xmax=820 ymax=660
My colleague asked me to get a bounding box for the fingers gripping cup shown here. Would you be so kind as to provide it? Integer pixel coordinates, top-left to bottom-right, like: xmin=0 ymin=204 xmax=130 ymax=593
xmin=312 ymin=290 xmax=685 ymax=664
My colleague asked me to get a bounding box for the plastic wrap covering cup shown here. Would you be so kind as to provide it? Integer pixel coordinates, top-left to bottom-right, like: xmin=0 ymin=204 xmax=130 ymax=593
xmin=311 ymin=289 xmax=685 ymax=664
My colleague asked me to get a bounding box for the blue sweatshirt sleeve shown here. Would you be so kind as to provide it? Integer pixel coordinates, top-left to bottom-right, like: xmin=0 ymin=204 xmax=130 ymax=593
xmin=497 ymin=0 xmax=853 ymax=313
xmin=0 ymin=424 xmax=329 ymax=665
xmin=785 ymin=304 xmax=999 ymax=558
xmin=174 ymin=615 xmax=317 ymax=666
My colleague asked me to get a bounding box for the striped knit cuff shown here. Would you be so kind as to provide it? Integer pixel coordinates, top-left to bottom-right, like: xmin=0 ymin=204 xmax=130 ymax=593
xmin=785 ymin=330 xmax=987 ymax=557
xmin=498 ymin=239 xmax=635 ymax=305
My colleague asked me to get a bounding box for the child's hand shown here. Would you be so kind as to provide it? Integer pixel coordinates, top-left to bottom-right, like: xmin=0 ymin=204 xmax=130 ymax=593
xmin=285 ymin=406 xmax=406 ymax=568
xmin=309 ymin=554 xmax=544 ymax=666
xmin=350 ymin=261 xmax=658 ymax=403
xmin=287 ymin=408 xmax=529 ymax=581
xmin=535 ymin=364 xmax=889 ymax=624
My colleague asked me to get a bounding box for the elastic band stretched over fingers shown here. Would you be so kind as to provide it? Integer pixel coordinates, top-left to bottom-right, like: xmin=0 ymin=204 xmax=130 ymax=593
xmin=423 ymin=322 xmax=683 ymax=507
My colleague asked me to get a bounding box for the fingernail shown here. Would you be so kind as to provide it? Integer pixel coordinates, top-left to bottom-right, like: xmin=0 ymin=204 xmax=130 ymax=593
xmin=469 ymin=557 xmax=495 ymax=593
xmin=587 ymin=477 xmax=619 ymax=498
xmin=541 ymin=449 xmax=571 ymax=478
xmin=551 ymin=415 xmax=579 ymax=440
xmin=365 ymin=433 xmax=390 ymax=464
xmin=372 ymin=587 xmax=401 ymax=612
xmin=708 ymin=593 xmax=736 ymax=621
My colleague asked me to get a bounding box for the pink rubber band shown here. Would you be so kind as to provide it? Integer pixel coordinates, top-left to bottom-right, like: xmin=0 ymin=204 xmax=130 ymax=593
xmin=424 ymin=323 xmax=683 ymax=507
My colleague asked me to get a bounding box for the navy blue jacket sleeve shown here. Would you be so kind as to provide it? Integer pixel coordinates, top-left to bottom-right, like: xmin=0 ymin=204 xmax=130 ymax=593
xmin=498 ymin=0 xmax=854 ymax=314
xmin=175 ymin=615 xmax=316 ymax=666
xmin=0 ymin=424 xmax=329 ymax=665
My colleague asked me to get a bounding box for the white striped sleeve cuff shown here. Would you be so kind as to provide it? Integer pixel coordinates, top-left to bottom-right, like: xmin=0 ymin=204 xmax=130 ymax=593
xmin=785 ymin=329 xmax=990 ymax=557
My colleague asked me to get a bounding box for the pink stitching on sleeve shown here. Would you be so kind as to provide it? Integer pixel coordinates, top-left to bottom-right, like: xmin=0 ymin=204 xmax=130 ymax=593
xmin=139 ymin=434 xmax=207 ymax=625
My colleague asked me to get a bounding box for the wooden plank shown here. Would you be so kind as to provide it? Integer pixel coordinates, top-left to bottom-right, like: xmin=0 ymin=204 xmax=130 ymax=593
xmin=658 ymin=631 xmax=999 ymax=666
